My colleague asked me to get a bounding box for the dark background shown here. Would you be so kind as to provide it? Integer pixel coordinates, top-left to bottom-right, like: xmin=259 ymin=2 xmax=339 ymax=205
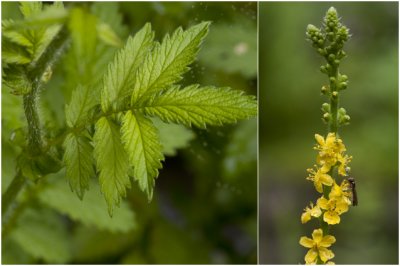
xmin=259 ymin=2 xmax=398 ymax=264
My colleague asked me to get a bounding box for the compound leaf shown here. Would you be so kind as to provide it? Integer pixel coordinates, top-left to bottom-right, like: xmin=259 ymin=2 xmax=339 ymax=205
xmin=101 ymin=23 xmax=154 ymax=112
xmin=131 ymin=21 xmax=210 ymax=103
xmin=141 ymin=85 xmax=257 ymax=128
xmin=121 ymin=111 xmax=164 ymax=200
xmin=93 ymin=117 xmax=130 ymax=215
xmin=63 ymin=130 xmax=95 ymax=199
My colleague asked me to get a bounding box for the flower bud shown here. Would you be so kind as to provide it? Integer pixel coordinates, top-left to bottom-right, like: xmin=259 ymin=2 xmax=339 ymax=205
xmin=329 ymin=77 xmax=336 ymax=83
xmin=322 ymin=103 xmax=330 ymax=112
xmin=306 ymin=24 xmax=319 ymax=33
xmin=338 ymin=107 xmax=347 ymax=115
xmin=332 ymin=91 xmax=338 ymax=99
xmin=321 ymin=85 xmax=329 ymax=94
xmin=339 ymin=114 xmax=351 ymax=125
xmin=322 ymin=112 xmax=331 ymax=123
xmin=339 ymin=82 xmax=347 ymax=90
xmin=339 ymin=74 xmax=348 ymax=82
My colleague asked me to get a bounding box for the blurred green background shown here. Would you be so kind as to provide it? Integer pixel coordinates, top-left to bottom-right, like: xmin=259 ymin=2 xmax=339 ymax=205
xmin=2 ymin=2 xmax=257 ymax=264
xmin=259 ymin=2 xmax=398 ymax=264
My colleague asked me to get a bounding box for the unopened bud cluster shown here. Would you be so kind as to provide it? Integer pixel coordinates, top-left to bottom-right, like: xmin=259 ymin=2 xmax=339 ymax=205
xmin=306 ymin=7 xmax=351 ymax=129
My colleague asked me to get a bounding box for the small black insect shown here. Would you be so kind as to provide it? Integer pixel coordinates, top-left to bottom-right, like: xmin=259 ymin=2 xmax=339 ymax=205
xmin=346 ymin=177 xmax=358 ymax=206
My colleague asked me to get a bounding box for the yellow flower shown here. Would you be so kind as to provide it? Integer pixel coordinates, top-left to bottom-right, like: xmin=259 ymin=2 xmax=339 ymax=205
xmin=330 ymin=181 xmax=352 ymax=206
xmin=337 ymin=154 xmax=352 ymax=176
xmin=299 ymin=229 xmax=336 ymax=263
xmin=317 ymin=196 xmax=349 ymax=224
xmin=301 ymin=202 xmax=322 ymax=223
xmin=307 ymin=166 xmax=333 ymax=193
xmin=314 ymin=133 xmax=347 ymax=173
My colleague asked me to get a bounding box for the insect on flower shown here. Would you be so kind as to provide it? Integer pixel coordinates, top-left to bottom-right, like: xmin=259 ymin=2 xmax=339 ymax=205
xmin=346 ymin=176 xmax=358 ymax=206
xmin=343 ymin=167 xmax=358 ymax=206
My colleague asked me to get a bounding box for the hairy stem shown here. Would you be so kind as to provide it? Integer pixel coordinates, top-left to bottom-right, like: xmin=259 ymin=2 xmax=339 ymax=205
xmin=3 ymin=26 xmax=70 ymax=235
xmin=23 ymin=85 xmax=43 ymax=155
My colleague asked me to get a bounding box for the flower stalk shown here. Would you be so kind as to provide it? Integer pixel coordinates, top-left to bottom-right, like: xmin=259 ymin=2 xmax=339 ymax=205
xmin=300 ymin=7 xmax=354 ymax=265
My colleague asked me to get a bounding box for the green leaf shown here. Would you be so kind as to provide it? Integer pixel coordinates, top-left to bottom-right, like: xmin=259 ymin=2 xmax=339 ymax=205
xmin=3 ymin=2 xmax=66 ymax=63
xmin=2 ymin=26 xmax=32 ymax=47
xmin=65 ymin=8 xmax=98 ymax=88
xmin=2 ymin=238 xmax=34 ymax=264
xmin=2 ymin=65 xmax=32 ymax=95
xmin=121 ymin=111 xmax=164 ymax=200
xmin=6 ymin=3 xmax=67 ymax=31
xmin=141 ymin=84 xmax=257 ymax=128
xmin=68 ymin=8 xmax=97 ymax=69
xmin=152 ymin=118 xmax=195 ymax=156
xmin=63 ymin=5 xmax=125 ymax=94
xmin=101 ymin=23 xmax=154 ymax=112
xmin=39 ymin=172 xmax=136 ymax=233
xmin=65 ymin=85 xmax=97 ymax=127
xmin=71 ymin=226 xmax=133 ymax=262
xmin=10 ymin=206 xmax=71 ymax=264
xmin=90 ymin=2 xmax=128 ymax=38
xmin=131 ymin=21 xmax=210 ymax=103
xmin=19 ymin=2 xmax=42 ymax=18
xmin=2 ymin=38 xmax=31 ymax=64
xmin=63 ymin=131 xmax=95 ymax=199
xmin=97 ymin=22 xmax=123 ymax=47
xmin=93 ymin=117 xmax=130 ymax=215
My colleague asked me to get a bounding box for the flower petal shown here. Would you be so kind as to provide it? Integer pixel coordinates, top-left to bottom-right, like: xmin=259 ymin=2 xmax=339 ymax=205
xmin=320 ymin=163 xmax=331 ymax=173
xmin=301 ymin=211 xmax=311 ymax=224
xmin=320 ymin=173 xmax=333 ymax=186
xmin=326 ymin=133 xmax=336 ymax=146
xmin=323 ymin=210 xmax=341 ymax=225
xmin=335 ymin=201 xmax=349 ymax=214
xmin=329 ymin=182 xmax=342 ymax=198
xmin=305 ymin=248 xmax=318 ymax=264
xmin=299 ymin=236 xmax=314 ymax=248
xmin=317 ymin=197 xmax=329 ymax=210
xmin=314 ymin=180 xmax=323 ymax=193
xmin=319 ymin=247 xmax=335 ymax=262
xmin=320 ymin=235 xmax=336 ymax=247
xmin=310 ymin=206 xmax=322 ymax=217
xmin=311 ymin=229 xmax=323 ymax=243
xmin=315 ymin=134 xmax=325 ymax=146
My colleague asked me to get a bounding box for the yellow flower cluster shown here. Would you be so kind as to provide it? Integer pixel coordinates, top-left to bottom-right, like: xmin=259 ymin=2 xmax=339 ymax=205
xmin=300 ymin=133 xmax=353 ymax=264
xmin=300 ymin=229 xmax=335 ymax=264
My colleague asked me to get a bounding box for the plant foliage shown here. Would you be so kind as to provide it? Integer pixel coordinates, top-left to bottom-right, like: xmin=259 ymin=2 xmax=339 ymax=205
xmin=64 ymin=20 xmax=257 ymax=214
xmin=2 ymin=2 xmax=257 ymax=219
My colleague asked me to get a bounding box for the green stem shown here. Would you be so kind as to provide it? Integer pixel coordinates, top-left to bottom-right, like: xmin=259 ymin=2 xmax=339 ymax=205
xmin=319 ymin=63 xmax=341 ymax=238
xmin=23 ymin=85 xmax=43 ymax=155
xmin=328 ymin=66 xmax=339 ymax=133
xmin=2 ymin=172 xmax=25 ymax=216
xmin=2 ymin=27 xmax=70 ymax=235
